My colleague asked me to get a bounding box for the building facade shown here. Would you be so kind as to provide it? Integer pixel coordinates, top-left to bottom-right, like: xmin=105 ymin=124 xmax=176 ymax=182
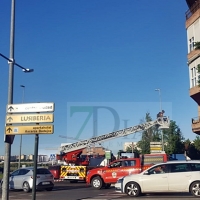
xmin=185 ymin=0 xmax=200 ymax=134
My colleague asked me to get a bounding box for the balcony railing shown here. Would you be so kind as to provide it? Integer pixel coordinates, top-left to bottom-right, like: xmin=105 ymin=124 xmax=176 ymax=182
xmin=186 ymin=1 xmax=200 ymax=20
xmin=192 ymin=116 xmax=200 ymax=134
xmin=192 ymin=116 xmax=200 ymax=124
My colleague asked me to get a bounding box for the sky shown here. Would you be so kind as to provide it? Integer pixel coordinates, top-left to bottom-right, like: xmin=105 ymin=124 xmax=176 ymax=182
xmin=0 ymin=0 xmax=197 ymax=156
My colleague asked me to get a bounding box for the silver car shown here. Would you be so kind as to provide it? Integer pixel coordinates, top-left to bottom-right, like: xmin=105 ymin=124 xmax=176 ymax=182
xmin=2 ymin=167 xmax=54 ymax=192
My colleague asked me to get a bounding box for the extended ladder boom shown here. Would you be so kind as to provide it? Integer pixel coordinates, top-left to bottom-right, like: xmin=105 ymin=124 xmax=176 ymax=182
xmin=60 ymin=116 xmax=170 ymax=153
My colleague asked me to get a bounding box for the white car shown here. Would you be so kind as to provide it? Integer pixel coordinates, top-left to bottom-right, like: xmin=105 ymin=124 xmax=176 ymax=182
xmin=115 ymin=160 xmax=200 ymax=197
xmin=1 ymin=167 xmax=54 ymax=192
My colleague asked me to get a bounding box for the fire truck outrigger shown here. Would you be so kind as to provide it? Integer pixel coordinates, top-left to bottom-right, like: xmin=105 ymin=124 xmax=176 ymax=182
xmin=55 ymin=116 xmax=170 ymax=182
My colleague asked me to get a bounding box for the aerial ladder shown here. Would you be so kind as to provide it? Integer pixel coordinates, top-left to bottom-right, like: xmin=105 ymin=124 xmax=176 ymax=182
xmin=58 ymin=116 xmax=170 ymax=166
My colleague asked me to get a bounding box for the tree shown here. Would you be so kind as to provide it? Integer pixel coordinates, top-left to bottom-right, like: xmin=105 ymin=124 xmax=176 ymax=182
xmin=163 ymin=120 xmax=184 ymax=155
xmin=185 ymin=136 xmax=200 ymax=160
xmin=137 ymin=112 xmax=159 ymax=154
xmin=193 ymin=136 xmax=200 ymax=151
xmin=136 ymin=113 xmax=184 ymax=155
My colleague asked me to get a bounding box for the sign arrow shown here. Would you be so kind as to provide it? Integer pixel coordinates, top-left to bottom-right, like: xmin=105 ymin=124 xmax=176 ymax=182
xmin=6 ymin=116 xmax=13 ymax=122
xmin=6 ymin=127 xmax=12 ymax=133
xmin=8 ymin=106 xmax=14 ymax=112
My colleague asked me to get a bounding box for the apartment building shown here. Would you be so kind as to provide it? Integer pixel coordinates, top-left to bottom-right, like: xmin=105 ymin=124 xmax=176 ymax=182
xmin=185 ymin=0 xmax=200 ymax=134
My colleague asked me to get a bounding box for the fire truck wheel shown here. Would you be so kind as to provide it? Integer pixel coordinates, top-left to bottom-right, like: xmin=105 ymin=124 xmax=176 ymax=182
xmin=91 ymin=176 xmax=103 ymax=189
xmin=104 ymin=183 xmax=111 ymax=189
xmin=125 ymin=181 xmax=141 ymax=197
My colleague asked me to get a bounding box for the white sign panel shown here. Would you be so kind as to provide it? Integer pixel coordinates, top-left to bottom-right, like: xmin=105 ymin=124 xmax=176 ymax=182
xmin=7 ymin=103 xmax=54 ymax=113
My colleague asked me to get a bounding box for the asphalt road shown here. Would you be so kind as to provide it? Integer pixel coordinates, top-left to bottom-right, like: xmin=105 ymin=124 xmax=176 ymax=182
xmin=0 ymin=181 xmax=195 ymax=200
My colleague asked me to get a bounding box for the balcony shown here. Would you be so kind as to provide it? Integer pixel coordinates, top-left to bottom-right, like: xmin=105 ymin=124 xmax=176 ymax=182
xmin=192 ymin=117 xmax=200 ymax=135
xmin=187 ymin=49 xmax=200 ymax=62
xmin=190 ymin=86 xmax=200 ymax=105
xmin=186 ymin=0 xmax=200 ymax=19
xmin=185 ymin=1 xmax=200 ymax=28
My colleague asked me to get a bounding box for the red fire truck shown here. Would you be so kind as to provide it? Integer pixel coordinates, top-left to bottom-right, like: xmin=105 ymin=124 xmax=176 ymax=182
xmin=50 ymin=116 xmax=169 ymax=182
xmin=86 ymin=153 xmax=168 ymax=189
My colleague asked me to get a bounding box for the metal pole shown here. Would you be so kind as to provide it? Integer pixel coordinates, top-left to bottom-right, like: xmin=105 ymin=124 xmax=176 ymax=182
xmin=2 ymin=0 xmax=15 ymax=199
xmin=155 ymin=89 xmax=164 ymax=151
xmin=158 ymin=89 xmax=162 ymax=112
xmin=161 ymin=130 xmax=164 ymax=151
xmin=32 ymin=134 xmax=39 ymax=200
xmin=158 ymin=90 xmax=164 ymax=152
xmin=18 ymin=85 xmax=25 ymax=169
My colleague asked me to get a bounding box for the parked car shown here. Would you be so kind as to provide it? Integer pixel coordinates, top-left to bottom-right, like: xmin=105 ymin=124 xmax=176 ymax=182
xmin=1 ymin=167 xmax=54 ymax=192
xmin=115 ymin=160 xmax=200 ymax=197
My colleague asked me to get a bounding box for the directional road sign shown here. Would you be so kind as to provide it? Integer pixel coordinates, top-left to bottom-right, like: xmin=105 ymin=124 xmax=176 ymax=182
xmin=6 ymin=113 xmax=54 ymax=124
xmin=50 ymin=154 xmax=56 ymax=161
xmin=7 ymin=102 xmax=54 ymax=113
xmin=5 ymin=125 xmax=54 ymax=135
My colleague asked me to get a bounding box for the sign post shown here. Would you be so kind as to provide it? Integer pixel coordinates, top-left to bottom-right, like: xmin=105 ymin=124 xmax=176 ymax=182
xmin=6 ymin=113 xmax=54 ymax=124
xmin=4 ymin=102 xmax=55 ymax=200
xmin=5 ymin=125 xmax=54 ymax=135
xmin=7 ymin=102 xmax=54 ymax=113
xmin=50 ymin=154 xmax=56 ymax=165
xmin=32 ymin=134 xmax=39 ymax=200
xmin=105 ymin=150 xmax=111 ymax=165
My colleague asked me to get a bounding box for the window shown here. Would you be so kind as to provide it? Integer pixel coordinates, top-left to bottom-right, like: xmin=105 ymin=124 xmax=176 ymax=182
xmin=36 ymin=168 xmax=51 ymax=174
xmin=190 ymin=66 xmax=199 ymax=88
xmin=189 ymin=37 xmax=195 ymax=52
xmin=190 ymin=163 xmax=200 ymax=171
xmin=170 ymin=163 xmax=190 ymax=173
xmin=123 ymin=160 xmax=136 ymax=167
xmin=110 ymin=161 xmax=122 ymax=168
xmin=11 ymin=170 xmax=20 ymax=176
xmin=148 ymin=164 xmax=167 ymax=174
xmin=19 ymin=169 xmax=29 ymax=175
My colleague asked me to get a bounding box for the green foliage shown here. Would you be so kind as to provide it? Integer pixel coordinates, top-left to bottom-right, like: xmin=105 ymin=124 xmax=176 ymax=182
xmin=197 ymin=64 xmax=200 ymax=86
xmin=137 ymin=112 xmax=159 ymax=154
xmin=179 ymin=137 xmax=200 ymax=160
xmin=193 ymin=136 xmax=200 ymax=151
xmin=184 ymin=138 xmax=191 ymax=150
xmin=164 ymin=120 xmax=184 ymax=155
xmin=136 ymin=113 xmax=184 ymax=155
xmin=197 ymin=64 xmax=200 ymax=73
xmin=194 ymin=42 xmax=200 ymax=50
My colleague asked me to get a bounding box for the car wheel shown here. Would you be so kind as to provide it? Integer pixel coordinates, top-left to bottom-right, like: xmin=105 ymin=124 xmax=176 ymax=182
xmin=190 ymin=181 xmax=200 ymax=197
xmin=125 ymin=181 xmax=141 ymax=197
xmin=23 ymin=181 xmax=31 ymax=193
xmin=46 ymin=187 xmax=53 ymax=191
xmin=91 ymin=176 xmax=103 ymax=190
xmin=104 ymin=183 xmax=111 ymax=189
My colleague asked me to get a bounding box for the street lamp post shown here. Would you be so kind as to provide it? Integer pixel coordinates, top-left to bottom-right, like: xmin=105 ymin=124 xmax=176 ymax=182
xmin=18 ymin=85 xmax=25 ymax=169
xmin=155 ymin=89 xmax=162 ymax=111
xmin=1 ymin=1 xmax=34 ymax=199
xmin=155 ymin=88 xmax=164 ymax=152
